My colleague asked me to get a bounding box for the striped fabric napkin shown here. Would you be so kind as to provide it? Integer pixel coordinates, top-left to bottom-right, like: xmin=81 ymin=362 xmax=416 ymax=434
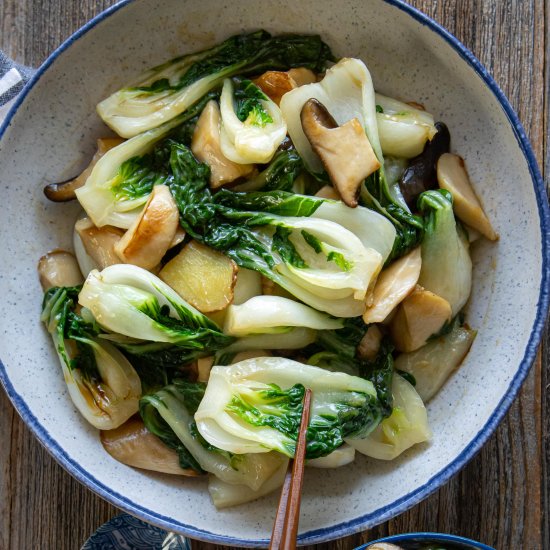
xmin=0 ymin=52 xmax=34 ymax=121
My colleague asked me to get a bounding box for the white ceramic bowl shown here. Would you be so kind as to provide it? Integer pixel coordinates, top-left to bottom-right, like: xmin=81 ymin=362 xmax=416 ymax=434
xmin=0 ymin=0 xmax=548 ymax=546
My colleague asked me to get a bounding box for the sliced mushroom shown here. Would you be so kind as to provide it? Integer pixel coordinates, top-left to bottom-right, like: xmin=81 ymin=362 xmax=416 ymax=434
xmin=114 ymin=184 xmax=179 ymax=270
xmin=44 ymin=137 xmax=124 ymax=202
xmin=300 ymin=98 xmax=380 ymax=207
xmin=191 ymin=100 xmax=255 ymax=189
xmin=100 ymin=416 xmax=200 ymax=476
xmin=38 ymin=250 xmax=83 ymax=291
xmin=437 ymin=153 xmax=498 ymax=241
xmin=159 ymin=240 xmax=238 ymax=313
xmin=75 ymin=218 xmax=124 ymax=270
xmin=357 ymin=325 xmax=383 ymax=361
xmin=389 ymin=285 xmax=452 ymax=352
xmin=363 ymin=247 xmax=422 ymax=324
xmin=399 ymin=121 xmax=450 ymax=209
xmin=254 ymin=68 xmax=316 ymax=105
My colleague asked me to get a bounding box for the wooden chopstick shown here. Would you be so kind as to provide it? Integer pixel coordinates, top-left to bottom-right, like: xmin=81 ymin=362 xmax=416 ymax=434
xmin=269 ymin=388 xmax=312 ymax=550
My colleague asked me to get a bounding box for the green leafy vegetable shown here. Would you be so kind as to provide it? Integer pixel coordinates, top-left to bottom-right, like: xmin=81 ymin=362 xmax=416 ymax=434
xmin=41 ymin=286 xmax=141 ymax=430
xmin=195 ymin=357 xmax=384 ymax=459
xmin=417 ymin=189 xmax=472 ymax=316
xmin=97 ymin=31 xmax=335 ymax=137
xmin=76 ymin=92 xmax=217 ymax=228
xmin=231 ymin=149 xmax=303 ymax=192
xmin=78 ymin=264 xmax=234 ymax=353
xmin=233 ymin=78 xmax=273 ymax=126
xmin=140 ymin=379 xmax=286 ymax=486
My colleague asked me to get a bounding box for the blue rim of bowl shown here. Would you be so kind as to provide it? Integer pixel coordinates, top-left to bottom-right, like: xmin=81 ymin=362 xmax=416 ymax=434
xmin=0 ymin=0 xmax=548 ymax=547
xmin=356 ymin=532 xmax=495 ymax=549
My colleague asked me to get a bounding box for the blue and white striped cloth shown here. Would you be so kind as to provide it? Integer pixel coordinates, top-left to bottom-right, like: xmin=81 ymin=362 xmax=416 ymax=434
xmin=0 ymin=52 xmax=34 ymax=121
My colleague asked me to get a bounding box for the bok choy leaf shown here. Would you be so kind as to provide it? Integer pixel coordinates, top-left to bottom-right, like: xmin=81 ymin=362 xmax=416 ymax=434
xmin=195 ymin=356 xmax=384 ymax=459
xmin=78 ymin=264 xmax=234 ymax=353
xmin=41 ymin=286 xmax=141 ymax=430
xmin=98 ymin=31 xmax=334 ymax=137
xmin=140 ymin=379 xmax=287 ymax=487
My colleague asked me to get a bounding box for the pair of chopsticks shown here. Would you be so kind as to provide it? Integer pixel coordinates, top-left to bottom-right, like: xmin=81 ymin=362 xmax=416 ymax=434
xmin=269 ymin=388 xmax=312 ymax=550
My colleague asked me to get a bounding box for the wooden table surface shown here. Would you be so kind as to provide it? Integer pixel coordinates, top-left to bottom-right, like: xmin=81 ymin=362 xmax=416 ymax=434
xmin=0 ymin=1 xmax=548 ymax=549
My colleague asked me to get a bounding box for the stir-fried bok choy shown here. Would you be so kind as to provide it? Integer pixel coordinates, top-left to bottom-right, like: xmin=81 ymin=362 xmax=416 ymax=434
xmin=39 ymin=253 xmax=141 ymax=429
xmin=38 ymin=29 xmax=498 ymax=509
xmin=98 ymin=31 xmax=334 ymax=137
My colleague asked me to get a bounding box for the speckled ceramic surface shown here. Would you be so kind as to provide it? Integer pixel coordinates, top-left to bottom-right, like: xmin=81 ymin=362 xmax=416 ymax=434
xmin=0 ymin=0 xmax=547 ymax=547
xmin=81 ymin=514 xmax=191 ymax=550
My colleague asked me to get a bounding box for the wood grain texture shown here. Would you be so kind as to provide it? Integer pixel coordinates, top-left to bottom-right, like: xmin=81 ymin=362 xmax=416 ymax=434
xmin=0 ymin=1 xmax=547 ymax=549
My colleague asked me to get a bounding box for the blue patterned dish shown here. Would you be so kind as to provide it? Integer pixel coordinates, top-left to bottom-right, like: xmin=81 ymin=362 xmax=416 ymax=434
xmin=356 ymin=532 xmax=495 ymax=550
xmin=81 ymin=514 xmax=191 ymax=550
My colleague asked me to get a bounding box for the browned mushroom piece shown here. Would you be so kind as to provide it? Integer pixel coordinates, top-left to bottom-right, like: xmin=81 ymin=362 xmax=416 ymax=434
xmin=389 ymin=285 xmax=452 ymax=352
xmin=253 ymin=68 xmax=316 ymax=105
xmin=191 ymin=100 xmax=255 ymax=188
xmin=43 ymin=137 xmax=124 ymax=202
xmin=100 ymin=416 xmax=201 ymax=476
xmin=357 ymin=324 xmax=383 ymax=361
xmin=37 ymin=249 xmax=83 ymax=291
xmin=437 ymin=153 xmax=498 ymax=241
xmin=75 ymin=217 xmax=125 ymax=270
xmin=300 ymin=98 xmax=380 ymax=207
xmin=114 ymin=184 xmax=179 ymax=270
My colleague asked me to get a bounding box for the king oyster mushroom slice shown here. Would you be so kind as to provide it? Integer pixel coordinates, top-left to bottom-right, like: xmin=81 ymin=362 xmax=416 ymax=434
xmin=300 ymin=98 xmax=380 ymax=207
xmin=254 ymin=67 xmax=317 ymax=106
xmin=38 ymin=250 xmax=84 ymax=290
xmin=114 ymin=184 xmax=179 ymax=270
xmin=363 ymin=247 xmax=422 ymax=324
xmin=191 ymin=100 xmax=255 ymax=189
xmin=437 ymin=152 xmax=498 ymax=241
xmin=44 ymin=137 xmax=124 ymax=202
xmin=75 ymin=217 xmax=124 ymax=270
xmin=389 ymin=285 xmax=452 ymax=352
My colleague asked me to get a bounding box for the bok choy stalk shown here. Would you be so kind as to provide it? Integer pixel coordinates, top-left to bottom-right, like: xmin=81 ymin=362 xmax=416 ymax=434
xmin=41 ymin=286 xmax=141 ymax=430
xmin=78 ymin=264 xmax=233 ymax=355
xmin=417 ymin=190 xmax=472 ymax=316
xmin=375 ymin=93 xmax=437 ymax=159
xmin=140 ymin=380 xmax=287 ymax=488
xmin=346 ymin=374 xmax=431 ymax=460
xmin=167 ymin=143 xmax=393 ymax=317
xmin=279 ymin=58 xmax=422 ymax=261
xmin=309 ymin=318 xmax=395 ymax=417
xmin=223 ymin=295 xmax=343 ymax=336
xmin=219 ymin=78 xmax=287 ymax=163
xmin=195 ymin=357 xmax=385 ymax=459
xmin=97 ymin=31 xmax=334 ymax=137
xmin=76 ymin=92 xmax=217 ymax=229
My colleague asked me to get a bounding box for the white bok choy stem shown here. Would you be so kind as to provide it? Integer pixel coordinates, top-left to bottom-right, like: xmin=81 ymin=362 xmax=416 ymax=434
xmin=78 ymin=265 xmax=232 ymax=352
xmin=223 ymin=295 xmax=343 ymax=336
xmin=140 ymin=383 xmax=286 ymax=490
xmin=40 ymin=285 xmax=141 ymax=430
xmin=375 ymin=93 xmax=437 ymax=159
xmin=77 ymin=94 xmax=214 ymax=229
xmin=264 ymin=214 xmax=383 ymax=302
xmin=346 ymin=374 xmax=431 ymax=460
xmin=195 ymin=357 xmax=382 ymax=459
xmin=219 ymin=78 xmax=287 ymax=164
